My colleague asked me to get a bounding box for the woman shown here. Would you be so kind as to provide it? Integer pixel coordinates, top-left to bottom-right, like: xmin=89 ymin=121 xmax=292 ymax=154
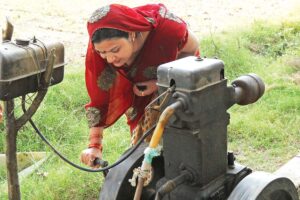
xmin=80 ymin=3 xmax=199 ymax=167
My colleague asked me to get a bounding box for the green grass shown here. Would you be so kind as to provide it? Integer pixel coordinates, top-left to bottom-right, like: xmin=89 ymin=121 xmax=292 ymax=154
xmin=201 ymin=19 xmax=300 ymax=172
xmin=0 ymin=70 xmax=131 ymax=199
xmin=1 ymin=19 xmax=300 ymax=199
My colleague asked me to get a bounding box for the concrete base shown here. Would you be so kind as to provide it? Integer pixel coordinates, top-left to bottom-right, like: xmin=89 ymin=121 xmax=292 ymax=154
xmin=0 ymin=152 xmax=46 ymax=170
xmin=0 ymin=154 xmax=48 ymax=193
xmin=274 ymin=153 xmax=300 ymax=192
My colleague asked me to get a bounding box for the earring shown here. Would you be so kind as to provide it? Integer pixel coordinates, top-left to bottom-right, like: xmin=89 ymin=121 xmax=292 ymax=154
xmin=139 ymin=32 xmax=144 ymax=40
xmin=131 ymin=33 xmax=135 ymax=42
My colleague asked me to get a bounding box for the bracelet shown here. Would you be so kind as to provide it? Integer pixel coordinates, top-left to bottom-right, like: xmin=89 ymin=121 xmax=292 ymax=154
xmin=88 ymin=129 xmax=103 ymax=151
xmin=88 ymin=143 xmax=103 ymax=151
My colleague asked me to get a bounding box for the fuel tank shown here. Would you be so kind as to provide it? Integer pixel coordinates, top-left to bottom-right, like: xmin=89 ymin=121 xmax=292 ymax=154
xmin=0 ymin=38 xmax=65 ymax=100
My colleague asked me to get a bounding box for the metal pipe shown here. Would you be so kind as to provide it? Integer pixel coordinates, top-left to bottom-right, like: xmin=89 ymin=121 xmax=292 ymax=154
xmin=155 ymin=170 xmax=192 ymax=200
xmin=133 ymin=101 xmax=183 ymax=200
xmin=133 ymin=177 xmax=145 ymax=200
xmin=149 ymin=100 xmax=182 ymax=148
xmin=2 ymin=17 xmax=14 ymax=41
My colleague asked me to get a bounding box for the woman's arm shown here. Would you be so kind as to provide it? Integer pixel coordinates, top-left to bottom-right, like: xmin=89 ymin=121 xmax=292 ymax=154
xmin=177 ymin=29 xmax=200 ymax=59
xmin=80 ymin=127 xmax=103 ymax=167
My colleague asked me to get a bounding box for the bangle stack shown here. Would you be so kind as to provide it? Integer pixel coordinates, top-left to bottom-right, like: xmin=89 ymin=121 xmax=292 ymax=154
xmin=88 ymin=130 xmax=103 ymax=150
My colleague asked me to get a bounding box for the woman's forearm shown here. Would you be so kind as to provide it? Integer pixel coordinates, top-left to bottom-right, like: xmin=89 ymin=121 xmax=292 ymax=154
xmin=88 ymin=127 xmax=104 ymax=149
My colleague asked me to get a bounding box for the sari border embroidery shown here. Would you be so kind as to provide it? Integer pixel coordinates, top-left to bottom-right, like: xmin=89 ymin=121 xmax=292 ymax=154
xmin=86 ymin=107 xmax=101 ymax=128
xmin=88 ymin=5 xmax=110 ymax=23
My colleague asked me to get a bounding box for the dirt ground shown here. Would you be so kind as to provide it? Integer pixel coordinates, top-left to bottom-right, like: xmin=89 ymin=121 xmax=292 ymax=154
xmin=1 ymin=0 xmax=300 ymax=67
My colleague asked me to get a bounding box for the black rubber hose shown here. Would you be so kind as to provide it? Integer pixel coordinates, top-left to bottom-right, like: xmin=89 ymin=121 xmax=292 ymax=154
xmin=21 ymin=96 xmax=155 ymax=173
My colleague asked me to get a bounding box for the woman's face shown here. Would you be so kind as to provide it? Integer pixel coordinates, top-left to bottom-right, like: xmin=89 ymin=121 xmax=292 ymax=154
xmin=93 ymin=37 xmax=133 ymax=67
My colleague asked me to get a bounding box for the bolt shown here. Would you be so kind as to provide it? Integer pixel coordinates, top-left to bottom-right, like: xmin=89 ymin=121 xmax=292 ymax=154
xmin=228 ymin=151 xmax=235 ymax=169
xmin=195 ymin=56 xmax=203 ymax=61
xmin=172 ymin=93 xmax=179 ymax=98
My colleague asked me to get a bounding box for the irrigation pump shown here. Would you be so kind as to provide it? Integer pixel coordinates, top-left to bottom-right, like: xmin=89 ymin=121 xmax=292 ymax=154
xmin=99 ymin=56 xmax=298 ymax=200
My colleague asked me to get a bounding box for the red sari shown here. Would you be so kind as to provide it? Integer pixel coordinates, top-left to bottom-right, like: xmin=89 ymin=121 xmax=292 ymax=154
xmin=85 ymin=4 xmax=188 ymax=132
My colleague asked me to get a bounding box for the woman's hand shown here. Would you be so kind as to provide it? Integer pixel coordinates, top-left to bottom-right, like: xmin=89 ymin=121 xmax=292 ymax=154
xmin=80 ymin=147 xmax=102 ymax=168
xmin=133 ymin=80 xmax=158 ymax=96
xmin=80 ymin=127 xmax=103 ymax=168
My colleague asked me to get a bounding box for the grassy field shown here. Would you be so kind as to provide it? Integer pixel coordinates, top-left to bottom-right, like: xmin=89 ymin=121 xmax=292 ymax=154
xmin=0 ymin=19 xmax=300 ymax=199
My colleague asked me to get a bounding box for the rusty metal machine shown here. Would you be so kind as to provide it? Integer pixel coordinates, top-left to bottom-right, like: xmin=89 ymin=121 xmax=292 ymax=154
xmin=100 ymin=56 xmax=299 ymax=200
xmin=1 ymin=20 xmax=65 ymax=200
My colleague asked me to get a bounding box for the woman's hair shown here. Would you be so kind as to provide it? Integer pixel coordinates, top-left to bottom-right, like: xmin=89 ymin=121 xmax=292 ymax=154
xmin=91 ymin=28 xmax=129 ymax=43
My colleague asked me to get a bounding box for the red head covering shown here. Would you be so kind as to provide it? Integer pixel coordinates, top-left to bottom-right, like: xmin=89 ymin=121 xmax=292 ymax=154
xmin=85 ymin=4 xmax=188 ymax=130
xmin=87 ymin=4 xmax=158 ymax=37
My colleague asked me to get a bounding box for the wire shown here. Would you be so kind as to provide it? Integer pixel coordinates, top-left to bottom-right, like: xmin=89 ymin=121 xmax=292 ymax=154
xmin=21 ymin=95 xmax=156 ymax=173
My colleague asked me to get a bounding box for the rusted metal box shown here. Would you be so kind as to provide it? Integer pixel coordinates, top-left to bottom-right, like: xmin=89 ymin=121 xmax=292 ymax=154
xmin=0 ymin=39 xmax=65 ymax=100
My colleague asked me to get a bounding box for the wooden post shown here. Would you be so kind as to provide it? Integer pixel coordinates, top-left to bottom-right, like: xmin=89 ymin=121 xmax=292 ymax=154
xmin=5 ymin=100 xmax=21 ymax=200
xmin=3 ymin=49 xmax=56 ymax=200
